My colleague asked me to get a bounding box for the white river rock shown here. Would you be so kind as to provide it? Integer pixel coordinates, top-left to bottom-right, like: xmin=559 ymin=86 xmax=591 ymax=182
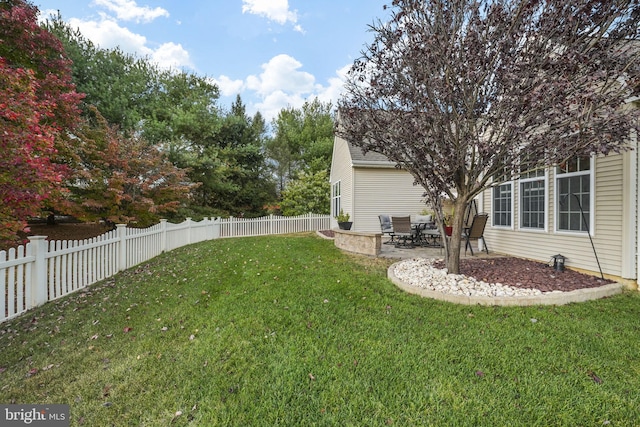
xmin=393 ymin=258 xmax=551 ymax=297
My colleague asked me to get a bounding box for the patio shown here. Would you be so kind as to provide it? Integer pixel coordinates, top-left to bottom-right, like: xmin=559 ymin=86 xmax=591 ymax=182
xmin=378 ymin=236 xmax=499 ymax=260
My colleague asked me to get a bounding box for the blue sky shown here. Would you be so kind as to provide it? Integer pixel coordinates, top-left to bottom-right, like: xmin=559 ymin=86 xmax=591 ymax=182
xmin=35 ymin=0 xmax=390 ymax=122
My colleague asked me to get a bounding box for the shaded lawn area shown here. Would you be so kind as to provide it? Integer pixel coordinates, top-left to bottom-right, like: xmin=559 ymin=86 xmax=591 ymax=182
xmin=1 ymin=233 xmax=639 ymax=426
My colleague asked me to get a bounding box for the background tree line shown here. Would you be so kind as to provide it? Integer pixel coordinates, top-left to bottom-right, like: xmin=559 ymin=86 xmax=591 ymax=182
xmin=0 ymin=0 xmax=333 ymax=242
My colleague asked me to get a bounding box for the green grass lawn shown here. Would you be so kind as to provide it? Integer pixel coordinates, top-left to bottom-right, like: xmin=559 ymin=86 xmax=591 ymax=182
xmin=1 ymin=233 xmax=640 ymax=426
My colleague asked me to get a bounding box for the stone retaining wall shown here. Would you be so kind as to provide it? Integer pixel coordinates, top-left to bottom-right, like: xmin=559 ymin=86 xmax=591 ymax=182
xmin=333 ymin=229 xmax=382 ymax=256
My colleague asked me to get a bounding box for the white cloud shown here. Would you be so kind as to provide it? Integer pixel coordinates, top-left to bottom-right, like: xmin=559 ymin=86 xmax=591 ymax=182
xmin=212 ymin=55 xmax=318 ymax=120
xmin=315 ymin=64 xmax=350 ymax=106
xmin=67 ymin=16 xmax=193 ymax=70
xmin=69 ymin=16 xmax=151 ymax=53
xmin=93 ymin=0 xmax=169 ymax=23
xmin=151 ymin=42 xmax=193 ymax=70
xmin=211 ymin=76 xmax=245 ymax=97
xmin=38 ymin=9 xmax=59 ymax=23
xmin=246 ymin=54 xmax=318 ymax=97
xmin=242 ymin=0 xmax=300 ymax=27
xmin=253 ymin=90 xmax=307 ymax=122
xmin=226 ymin=56 xmax=349 ymax=122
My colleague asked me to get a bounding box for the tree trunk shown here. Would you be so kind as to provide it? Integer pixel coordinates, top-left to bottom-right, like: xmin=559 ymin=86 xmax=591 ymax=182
xmin=445 ymin=198 xmax=468 ymax=274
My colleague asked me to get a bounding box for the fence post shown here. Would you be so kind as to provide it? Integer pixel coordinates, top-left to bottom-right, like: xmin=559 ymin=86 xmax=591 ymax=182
xmin=212 ymin=217 xmax=221 ymax=239
xmin=185 ymin=218 xmax=192 ymax=244
xmin=160 ymin=219 xmax=167 ymax=252
xmin=117 ymin=224 xmax=127 ymax=271
xmin=28 ymin=236 xmax=48 ymax=307
xmin=213 ymin=216 xmax=222 ymax=239
xmin=203 ymin=218 xmax=210 ymax=240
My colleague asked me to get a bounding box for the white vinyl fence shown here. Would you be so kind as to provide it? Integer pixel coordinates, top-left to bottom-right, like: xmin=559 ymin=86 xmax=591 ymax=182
xmin=217 ymin=213 xmax=330 ymax=237
xmin=1 ymin=214 xmax=330 ymax=323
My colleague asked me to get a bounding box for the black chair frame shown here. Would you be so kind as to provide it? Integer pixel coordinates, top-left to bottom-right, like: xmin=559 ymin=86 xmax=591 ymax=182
xmin=463 ymin=213 xmax=489 ymax=255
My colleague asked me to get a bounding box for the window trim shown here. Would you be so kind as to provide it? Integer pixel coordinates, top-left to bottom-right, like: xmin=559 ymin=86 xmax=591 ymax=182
xmin=554 ymin=157 xmax=595 ymax=235
xmin=518 ymin=168 xmax=548 ymax=232
xmin=491 ymin=180 xmax=514 ymax=229
xmin=331 ymin=181 xmax=341 ymax=219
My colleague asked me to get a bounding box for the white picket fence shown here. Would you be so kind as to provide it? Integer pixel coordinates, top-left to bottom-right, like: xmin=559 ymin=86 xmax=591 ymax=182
xmin=217 ymin=213 xmax=330 ymax=237
xmin=0 ymin=214 xmax=330 ymax=323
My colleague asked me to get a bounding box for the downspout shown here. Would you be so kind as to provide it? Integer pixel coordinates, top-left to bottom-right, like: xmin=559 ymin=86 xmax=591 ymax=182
xmin=621 ymin=130 xmax=637 ymax=284
xmin=350 ymin=160 xmax=356 ymax=232
xmin=622 ymin=124 xmax=640 ymax=288
xmin=636 ymin=128 xmax=639 ymax=288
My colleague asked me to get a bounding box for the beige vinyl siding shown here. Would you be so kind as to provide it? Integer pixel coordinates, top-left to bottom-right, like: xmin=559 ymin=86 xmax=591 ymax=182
xmin=484 ymin=154 xmax=626 ymax=278
xmin=352 ymin=167 xmax=427 ymax=232
xmin=591 ymin=154 xmax=625 ymax=277
xmin=329 ymin=136 xmax=354 ymax=229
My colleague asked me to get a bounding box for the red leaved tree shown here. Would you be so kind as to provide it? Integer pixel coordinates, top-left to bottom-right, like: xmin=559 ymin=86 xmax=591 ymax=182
xmin=337 ymin=0 xmax=640 ymax=273
xmin=0 ymin=60 xmax=61 ymax=241
xmin=69 ymin=109 xmax=197 ymax=227
xmin=0 ymin=0 xmax=83 ymax=242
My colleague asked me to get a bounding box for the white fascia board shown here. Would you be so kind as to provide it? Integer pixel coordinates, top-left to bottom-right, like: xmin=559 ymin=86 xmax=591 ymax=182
xmin=351 ymin=160 xmax=398 ymax=169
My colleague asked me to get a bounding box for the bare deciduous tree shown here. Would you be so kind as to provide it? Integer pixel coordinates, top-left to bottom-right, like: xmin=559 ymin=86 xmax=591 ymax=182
xmin=337 ymin=0 xmax=640 ymax=273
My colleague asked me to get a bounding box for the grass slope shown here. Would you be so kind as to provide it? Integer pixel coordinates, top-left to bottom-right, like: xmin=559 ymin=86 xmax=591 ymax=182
xmin=1 ymin=234 xmax=640 ymax=426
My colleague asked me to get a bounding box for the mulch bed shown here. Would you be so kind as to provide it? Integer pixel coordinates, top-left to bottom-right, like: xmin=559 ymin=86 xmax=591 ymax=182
xmin=433 ymin=257 xmax=614 ymax=292
xmin=318 ymin=230 xmax=335 ymax=238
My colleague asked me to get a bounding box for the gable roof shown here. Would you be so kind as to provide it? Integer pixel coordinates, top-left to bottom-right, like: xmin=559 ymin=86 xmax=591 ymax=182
xmin=347 ymin=140 xmax=396 ymax=168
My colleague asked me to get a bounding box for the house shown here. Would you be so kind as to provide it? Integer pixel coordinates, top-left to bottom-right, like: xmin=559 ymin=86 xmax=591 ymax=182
xmin=479 ymin=140 xmax=638 ymax=286
xmin=329 ymin=134 xmax=427 ymax=232
xmin=331 ymin=130 xmax=639 ymax=286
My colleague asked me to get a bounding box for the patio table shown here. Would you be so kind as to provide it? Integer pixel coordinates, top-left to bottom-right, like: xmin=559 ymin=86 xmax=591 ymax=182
xmin=411 ymin=222 xmax=439 ymax=247
xmin=421 ymin=228 xmax=442 ymax=248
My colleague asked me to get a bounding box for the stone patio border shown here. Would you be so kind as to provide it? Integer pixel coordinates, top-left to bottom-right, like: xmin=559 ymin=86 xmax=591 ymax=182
xmin=388 ymin=261 xmax=624 ymax=306
xmin=332 ymin=229 xmax=382 ymax=257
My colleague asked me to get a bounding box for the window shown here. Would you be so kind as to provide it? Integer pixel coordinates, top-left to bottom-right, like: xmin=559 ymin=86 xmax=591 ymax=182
xmin=331 ymin=181 xmax=341 ymax=218
xmin=520 ymin=168 xmax=545 ymax=229
xmin=556 ymin=157 xmax=591 ymax=232
xmin=492 ymin=183 xmax=512 ymax=227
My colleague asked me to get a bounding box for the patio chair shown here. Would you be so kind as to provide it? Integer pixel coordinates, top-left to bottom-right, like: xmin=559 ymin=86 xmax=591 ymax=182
xmin=414 ymin=214 xmax=435 ymax=229
xmin=412 ymin=221 xmax=429 ymax=246
xmin=391 ymin=216 xmax=414 ymax=248
xmin=378 ymin=214 xmax=396 ymax=245
xmin=463 ymin=213 xmax=489 ymax=255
